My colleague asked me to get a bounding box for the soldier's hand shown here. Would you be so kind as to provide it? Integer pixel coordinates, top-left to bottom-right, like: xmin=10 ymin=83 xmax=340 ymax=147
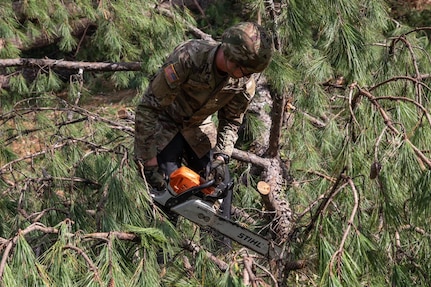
xmin=210 ymin=158 xmax=227 ymax=184
xmin=144 ymin=165 xmax=166 ymax=190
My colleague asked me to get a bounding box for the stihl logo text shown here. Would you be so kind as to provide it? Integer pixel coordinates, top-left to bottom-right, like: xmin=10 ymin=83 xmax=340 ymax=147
xmin=238 ymin=233 xmax=262 ymax=248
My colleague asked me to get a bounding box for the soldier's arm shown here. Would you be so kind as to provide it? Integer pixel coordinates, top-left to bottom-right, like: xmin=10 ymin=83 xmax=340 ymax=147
xmin=214 ymin=77 xmax=256 ymax=157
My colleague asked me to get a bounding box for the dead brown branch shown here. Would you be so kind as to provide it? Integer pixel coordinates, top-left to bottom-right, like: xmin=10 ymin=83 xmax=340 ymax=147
xmin=232 ymin=148 xmax=271 ymax=169
xmin=181 ymin=239 xmax=229 ymax=271
xmin=182 ymin=255 xmax=194 ymax=277
xmin=243 ymin=255 xmax=260 ymax=287
xmin=0 ymin=58 xmax=142 ymax=71
xmin=329 ymin=177 xmax=359 ymax=278
xmin=0 ymin=222 xmax=59 ymax=280
xmin=303 ymin=167 xmax=348 ymax=238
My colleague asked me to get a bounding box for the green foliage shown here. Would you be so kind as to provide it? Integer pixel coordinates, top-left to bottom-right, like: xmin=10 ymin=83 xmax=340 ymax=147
xmin=265 ymin=51 xmax=299 ymax=93
xmin=200 ymin=0 xmax=242 ymax=30
xmin=2 ymin=0 xmax=431 ymax=286
xmin=387 ymin=0 xmax=431 ymax=31
xmin=282 ymin=3 xmax=431 ymax=281
xmin=0 ymin=93 xmax=167 ymax=286
xmin=8 ymin=73 xmax=30 ymax=95
xmin=411 ymin=169 xmax=431 ymax=220
xmin=238 ymin=112 xmax=263 ymax=148
xmin=2 ymin=0 xmax=192 ymax=105
xmin=0 ymin=2 xmax=26 ymax=58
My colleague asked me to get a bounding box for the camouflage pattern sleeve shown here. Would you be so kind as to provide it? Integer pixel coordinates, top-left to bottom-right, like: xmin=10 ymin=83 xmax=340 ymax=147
xmin=214 ymin=76 xmax=256 ymax=157
xmin=134 ymin=104 xmax=159 ymax=161
xmin=134 ymin=44 xmax=192 ymax=162
xmin=147 ymin=44 xmax=193 ymax=108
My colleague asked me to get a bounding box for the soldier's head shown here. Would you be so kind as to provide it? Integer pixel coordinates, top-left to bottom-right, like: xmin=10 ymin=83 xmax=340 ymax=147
xmin=221 ymin=22 xmax=273 ymax=75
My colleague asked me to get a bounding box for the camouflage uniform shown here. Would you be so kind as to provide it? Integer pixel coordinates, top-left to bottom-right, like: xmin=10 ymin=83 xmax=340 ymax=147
xmin=134 ymin=40 xmax=255 ymax=162
xmin=134 ymin=22 xmax=272 ymax=166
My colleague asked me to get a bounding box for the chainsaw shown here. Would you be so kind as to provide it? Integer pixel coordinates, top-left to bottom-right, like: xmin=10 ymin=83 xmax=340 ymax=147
xmin=150 ymin=166 xmax=285 ymax=261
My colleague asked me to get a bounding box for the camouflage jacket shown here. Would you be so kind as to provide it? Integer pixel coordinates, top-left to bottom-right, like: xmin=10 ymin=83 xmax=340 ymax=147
xmin=134 ymin=39 xmax=256 ymax=161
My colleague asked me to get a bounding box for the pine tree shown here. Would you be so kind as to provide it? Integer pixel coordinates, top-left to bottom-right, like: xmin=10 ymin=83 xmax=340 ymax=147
xmin=1 ymin=1 xmax=431 ymax=286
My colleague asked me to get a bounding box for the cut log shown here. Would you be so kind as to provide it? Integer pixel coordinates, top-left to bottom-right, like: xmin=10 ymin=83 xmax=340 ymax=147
xmin=257 ymin=181 xmax=271 ymax=195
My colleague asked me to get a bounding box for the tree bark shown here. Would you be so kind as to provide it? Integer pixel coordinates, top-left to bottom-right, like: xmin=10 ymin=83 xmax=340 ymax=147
xmin=266 ymin=91 xmax=286 ymax=158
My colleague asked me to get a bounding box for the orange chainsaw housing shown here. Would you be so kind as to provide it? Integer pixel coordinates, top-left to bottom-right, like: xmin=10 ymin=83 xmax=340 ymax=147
xmin=169 ymin=166 xmax=214 ymax=195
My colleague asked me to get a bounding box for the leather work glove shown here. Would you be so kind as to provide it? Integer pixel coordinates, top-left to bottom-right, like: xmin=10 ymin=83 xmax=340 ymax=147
xmin=143 ymin=165 xmax=166 ymax=190
xmin=209 ymin=155 xmax=228 ymax=185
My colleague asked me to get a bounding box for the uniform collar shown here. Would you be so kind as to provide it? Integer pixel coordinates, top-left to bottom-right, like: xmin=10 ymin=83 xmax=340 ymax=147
xmin=212 ymin=44 xmax=229 ymax=79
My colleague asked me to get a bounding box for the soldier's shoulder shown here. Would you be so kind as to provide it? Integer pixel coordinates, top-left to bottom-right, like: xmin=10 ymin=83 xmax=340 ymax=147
xmin=181 ymin=39 xmax=218 ymax=53
xmin=174 ymin=39 xmax=219 ymax=67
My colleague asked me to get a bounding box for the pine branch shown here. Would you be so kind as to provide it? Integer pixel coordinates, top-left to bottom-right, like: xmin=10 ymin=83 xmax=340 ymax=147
xmin=156 ymin=4 xmax=215 ymax=43
xmin=233 ymin=150 xmax=294 ymax=243
xmin=328 ymin=177 xmax=360 ymax=278
xmin=181 ymin=239 xmax=228 ymax=271
xmin=83 ymin=231 xmax=139 ymax=242
xmin=302 ymin=168 xmax=348 ymax=238
xmin=0 ymin=141 xmax=69 ymax=174
xmin=400 ymin=224 xmax=431 ymax=239
xmin=231 ymin=206 xmax=257 ymax=225
xmin=0 ymin=222 xmax=59 ymax=280
xmin=243 ymin=255 xmax=260 ymax=287
xmin=0 ymin=221 xmax=153 ymax=281
xmin=356 ymin=84 xmax=431 ymax=169
xmin=21 ymin=207 xmax=69 ymax=223
xmin=0 ymin=58 xmax=142 ymax=71
xmin=0 ymin=18 xmax=93 ymax=52
xmin=266 ymin=0 xmax=282 ymax=51
xmin=63 ymin=245 xmax=102 ymax=284
xmin=299 ymin=110 xmax=327 ymax=128
xmin=232 ymin=148 xmax=271 ymax=169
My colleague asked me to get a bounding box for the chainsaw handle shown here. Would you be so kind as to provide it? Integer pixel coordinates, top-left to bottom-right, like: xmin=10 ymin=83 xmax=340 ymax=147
xmin=185 ymin=179 xmax=216 ymax=194
xmin=165 ymin=179 xmax=216 ymax=208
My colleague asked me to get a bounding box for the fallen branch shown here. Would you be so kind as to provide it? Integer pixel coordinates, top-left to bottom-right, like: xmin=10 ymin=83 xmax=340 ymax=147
xmin=302 ymin=167 xmax=347 ymax=238
xmin=356 ymin=85 xmax=431 ymax=169
xmin=63 ymin=245 xmax=102 ymax=284
xmin=232 ymin=148 xmax=271 ymax=169
xmin=243 ymin=255 xmax=260 ymax=287
xmin=0 ymin=222 xmax=59 ymax=280
xmin=181 ymin=239 xmax=228 ymax=271
xmin=0 ymin=220 xmax=150 ymax=280
xmin=0 ymin=58 xmax=142 ymax=71
xmin=329 ymin=177 xmax=360 ymax=278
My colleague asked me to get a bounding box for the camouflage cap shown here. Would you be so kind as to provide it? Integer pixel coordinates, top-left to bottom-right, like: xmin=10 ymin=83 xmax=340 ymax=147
xmin=221 ymin=22 xmax=273 ymax=73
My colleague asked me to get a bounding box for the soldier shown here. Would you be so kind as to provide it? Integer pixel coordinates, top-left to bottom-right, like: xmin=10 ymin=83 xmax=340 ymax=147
xmin=134 ymin=22 xmax=273 ymax=190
